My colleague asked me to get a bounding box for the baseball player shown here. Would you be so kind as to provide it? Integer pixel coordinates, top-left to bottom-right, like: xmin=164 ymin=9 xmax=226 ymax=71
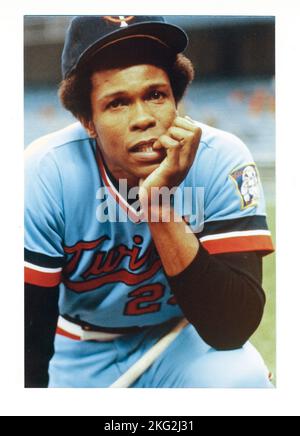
xmin=25 ymin=16 xmax=274 ymax=388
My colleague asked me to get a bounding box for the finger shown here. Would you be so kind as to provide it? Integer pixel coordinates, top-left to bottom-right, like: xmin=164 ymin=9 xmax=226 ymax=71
xmin=173 ymin=116 xmax=198 ymax=132
xmin=184 ymin=115 xmax=197 ymax=123
xmin=152 ymin=138 xmax=163 ymax=150
xmin=168 ymin=126 xmax=189 ymax=142
xmin=165 ymin=142 xmax=180 ymax=168
xmin=173 ymin=117 xmax=202 ymax=150
xmin=158 ymin=135 xmax=182 ymax=169
xmin=157 ymin=134 xmax=182 ymax=150
xmin=152 ymin=134 xmax=182 ymax=169
xmin=172 ymin=120 xmax=202 ymax=157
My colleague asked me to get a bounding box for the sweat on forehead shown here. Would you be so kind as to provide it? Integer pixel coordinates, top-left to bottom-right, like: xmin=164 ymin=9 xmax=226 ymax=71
xmin=81 ymin=38 xmax=175 ymax=74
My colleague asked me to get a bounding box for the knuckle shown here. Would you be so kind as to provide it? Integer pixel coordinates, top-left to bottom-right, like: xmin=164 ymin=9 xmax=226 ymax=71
xmin=170 ymin=143 xmax=181 ymax=151
xmin=195 ymin=127 xmax=202 ymax=137
xmin=168 ymin=126 xmax=177 ymax=135
xmin=163 ymin=135 xmax=178 ymax=146
xmin=160 ymin=134 xmax=169 ymax=143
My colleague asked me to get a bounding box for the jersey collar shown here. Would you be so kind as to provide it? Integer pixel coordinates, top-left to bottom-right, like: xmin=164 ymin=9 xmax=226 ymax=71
xmin=96 ymin=146 xmax=144 ymax=224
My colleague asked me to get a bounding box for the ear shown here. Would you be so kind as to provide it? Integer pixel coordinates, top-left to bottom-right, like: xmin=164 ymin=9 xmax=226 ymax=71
xmin=80 ymin=118 xmax=97 ymax=138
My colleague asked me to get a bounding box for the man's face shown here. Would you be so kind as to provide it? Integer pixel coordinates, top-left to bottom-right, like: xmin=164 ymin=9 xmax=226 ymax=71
xmin=87 ymin=63 xmax=177 ymax=186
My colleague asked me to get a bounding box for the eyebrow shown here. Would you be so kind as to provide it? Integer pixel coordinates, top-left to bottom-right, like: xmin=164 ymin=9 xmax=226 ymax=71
xmin=98 ymin=82 xmax=170 ymax=101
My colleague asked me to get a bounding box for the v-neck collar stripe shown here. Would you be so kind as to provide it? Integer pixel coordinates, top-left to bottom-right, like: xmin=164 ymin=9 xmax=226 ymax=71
xmin=96 ymin=147 xmax=143 ymax=224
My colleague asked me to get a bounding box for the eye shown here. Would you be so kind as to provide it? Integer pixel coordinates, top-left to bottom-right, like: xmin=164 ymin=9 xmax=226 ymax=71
xmin=106 ymin=98 xmax=128 ymax=110
xmin=148 ymin=90 xmax=166 ymax=101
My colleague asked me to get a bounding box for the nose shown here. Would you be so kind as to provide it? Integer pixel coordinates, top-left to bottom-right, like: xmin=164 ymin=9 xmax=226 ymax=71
xmin=129 ymin=101 xmax=156 ymax=131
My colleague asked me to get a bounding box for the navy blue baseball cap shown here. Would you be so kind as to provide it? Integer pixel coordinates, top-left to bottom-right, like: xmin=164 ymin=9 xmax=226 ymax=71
xmin=62 ymin=15 xmax=188 ymax=79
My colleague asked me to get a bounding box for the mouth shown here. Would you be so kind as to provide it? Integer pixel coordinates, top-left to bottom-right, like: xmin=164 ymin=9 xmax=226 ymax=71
xmin=130 ymin=139 xmax=157 ymax=153
xmin=129 ymin=139 xmax=165 ymax=162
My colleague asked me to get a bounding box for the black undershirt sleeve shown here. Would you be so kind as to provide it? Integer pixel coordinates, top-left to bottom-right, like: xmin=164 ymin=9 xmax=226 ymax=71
xmin=167 ymin=244 xmax=266 ymax=351
xmin=25 ymin=283 xmax=59 ymax=388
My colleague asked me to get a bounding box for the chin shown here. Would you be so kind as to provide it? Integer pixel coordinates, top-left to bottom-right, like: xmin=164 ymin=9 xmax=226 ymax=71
xmin=136 ymin=163 xmax=160 ymax=179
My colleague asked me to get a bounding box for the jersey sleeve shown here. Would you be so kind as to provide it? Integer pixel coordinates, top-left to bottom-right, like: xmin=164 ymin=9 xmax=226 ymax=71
xmin=193 ymin=130 xmax=274 ymax=255
xmin=25 ymin=148 xmax=65 ymax=287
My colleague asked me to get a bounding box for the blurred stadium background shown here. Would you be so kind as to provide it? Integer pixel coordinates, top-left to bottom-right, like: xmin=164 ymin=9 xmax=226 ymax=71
xmin=24 ymin=16 xmax=276 ymax=382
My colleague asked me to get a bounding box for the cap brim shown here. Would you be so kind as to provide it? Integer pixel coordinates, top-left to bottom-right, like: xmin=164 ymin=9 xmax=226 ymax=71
xmin=76 ymin=21 xmax=188 ymax=70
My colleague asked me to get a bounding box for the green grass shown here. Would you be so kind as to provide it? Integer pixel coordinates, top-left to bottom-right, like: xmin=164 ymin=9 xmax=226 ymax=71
xmin=251 ymin=203 xmax=276 ymax=383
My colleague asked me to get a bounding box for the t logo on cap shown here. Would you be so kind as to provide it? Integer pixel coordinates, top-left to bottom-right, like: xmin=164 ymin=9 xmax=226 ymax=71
xmin=103 ymin=16 xmax=135 ymax=28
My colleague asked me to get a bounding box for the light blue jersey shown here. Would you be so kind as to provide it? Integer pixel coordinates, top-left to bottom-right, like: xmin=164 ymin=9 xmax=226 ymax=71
xmin=25 ymin=121 xmax=273 ymax=330
xmin=25 ymin=121 xmax=274 ymax=388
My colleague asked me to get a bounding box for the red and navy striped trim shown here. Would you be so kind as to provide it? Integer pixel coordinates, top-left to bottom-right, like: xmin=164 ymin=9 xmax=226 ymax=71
xmin=24 ymin=248 xmax=64 ymax=268
xmin=24 ymin=249 xmax=64 ymax=287
xmin=195 ymin=216 xmax=274 ymax=255
xmin=197 ymin=215 xmax=270 ymax=237
xmin=200 ymin=230 xmax=274 ymax=255
xmin=96 ymin=147 xmax=144 ymax=223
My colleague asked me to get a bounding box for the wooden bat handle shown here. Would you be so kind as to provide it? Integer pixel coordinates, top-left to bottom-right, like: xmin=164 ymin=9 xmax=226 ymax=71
xmin=109 ymin=318 xmax=189 ymax=388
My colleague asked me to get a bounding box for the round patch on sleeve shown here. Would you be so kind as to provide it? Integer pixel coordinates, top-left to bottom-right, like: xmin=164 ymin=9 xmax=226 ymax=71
xmin=229 ymin=163 xmax=260 ymax=209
